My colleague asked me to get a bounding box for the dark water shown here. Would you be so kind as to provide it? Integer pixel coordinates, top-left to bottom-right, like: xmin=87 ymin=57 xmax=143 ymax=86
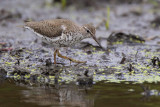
xmin=1 ymin=79 xmax=160 ymax=107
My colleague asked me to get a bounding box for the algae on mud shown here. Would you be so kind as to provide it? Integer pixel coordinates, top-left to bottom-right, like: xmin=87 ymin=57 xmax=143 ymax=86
xmin=1 ymin=43 xmax=160 ymax=85
xmin=1 ymin=0 xmax=160 ymax=107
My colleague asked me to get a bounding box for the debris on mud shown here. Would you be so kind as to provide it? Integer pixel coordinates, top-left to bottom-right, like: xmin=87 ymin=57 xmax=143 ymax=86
xmin=120 ymin=53 xmax=126 ymax=64
xmin=0 ymin=42 xmax=12 ymax=52
xmin=0 ymin=9 xmax=21 ymax=22
xmin=107 ymin=32 xmax=145 ymax=45
xmin=77 ymin=76 xmax=93 ymax=86
xmin=151 ymin=16 xmax=160 ymax=28
xmin=151 ymin=56 xmax=160 ymax=68
xmin=121 ymin=8 xmax=142 ymax=17
xmin=0 ymin=67 xmax=7 ymax=79
xmin=10 ymin=65 xmax=31 ymax=76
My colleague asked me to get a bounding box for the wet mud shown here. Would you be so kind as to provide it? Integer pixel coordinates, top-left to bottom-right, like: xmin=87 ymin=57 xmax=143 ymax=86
xmin=0 ymin=0 xmax=160 ymax=85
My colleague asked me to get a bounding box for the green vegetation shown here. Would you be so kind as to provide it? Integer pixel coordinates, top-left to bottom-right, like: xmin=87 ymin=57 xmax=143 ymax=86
xmin=61 ymin=0 xmax=66 ymax=10
xmin=148 ymin=0 xmax=159 ymax=6
xmin=105 ymin=6 xmax=110 ymax=30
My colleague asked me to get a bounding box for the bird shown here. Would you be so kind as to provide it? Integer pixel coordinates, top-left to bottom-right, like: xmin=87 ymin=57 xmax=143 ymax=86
xmin=23 ymin=19 xmax=102 ymax=64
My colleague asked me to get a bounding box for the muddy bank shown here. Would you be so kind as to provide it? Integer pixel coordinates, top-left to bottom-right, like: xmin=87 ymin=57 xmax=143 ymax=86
xmin=0 ymin=0 xmax=160 ymax=85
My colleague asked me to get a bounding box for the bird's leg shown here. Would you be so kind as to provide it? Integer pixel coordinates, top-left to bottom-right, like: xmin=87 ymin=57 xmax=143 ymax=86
xmin=57 ymin=49 xmax=86 ymax=64
xmin=54 ymin=49 xmax=58 ymax=64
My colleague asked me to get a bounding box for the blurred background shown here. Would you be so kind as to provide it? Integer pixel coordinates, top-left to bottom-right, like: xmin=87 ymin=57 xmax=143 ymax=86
xmin=0 ymin=0 xmax=160 ymax=44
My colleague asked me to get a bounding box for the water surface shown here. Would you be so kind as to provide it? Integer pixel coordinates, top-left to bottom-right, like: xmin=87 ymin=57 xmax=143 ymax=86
xmin=1 ymin=79 xmax=160 ymax=107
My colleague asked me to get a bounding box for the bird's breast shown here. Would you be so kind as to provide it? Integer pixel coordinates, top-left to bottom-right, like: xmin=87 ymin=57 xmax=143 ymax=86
xmin=57 ymin=32 xmax=83 ymax=46
xmin=41 ymin=32 xmax=84 ymax=48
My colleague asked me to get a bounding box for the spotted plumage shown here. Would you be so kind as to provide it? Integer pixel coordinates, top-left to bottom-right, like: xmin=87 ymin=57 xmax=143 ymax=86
xmin=24 ymin=19 xmax=101 ymax=64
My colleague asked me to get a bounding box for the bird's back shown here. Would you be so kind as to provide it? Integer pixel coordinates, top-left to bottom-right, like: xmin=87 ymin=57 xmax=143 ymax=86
xmin=25 ymin=19 xmax=79 ymax=38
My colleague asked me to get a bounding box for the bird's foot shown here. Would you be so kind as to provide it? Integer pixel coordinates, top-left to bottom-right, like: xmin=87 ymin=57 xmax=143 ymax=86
xmin=54 ymin=49 xmax=87 ymax=65
xmin=69 ymin=58 xmax=87 ymax=64
xmin=57 ymin=50 xmax=86 ymax=64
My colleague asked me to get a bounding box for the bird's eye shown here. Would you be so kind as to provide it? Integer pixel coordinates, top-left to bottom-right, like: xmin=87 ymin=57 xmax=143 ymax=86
xmin=87 ymin=30 xmax=90 ymax=33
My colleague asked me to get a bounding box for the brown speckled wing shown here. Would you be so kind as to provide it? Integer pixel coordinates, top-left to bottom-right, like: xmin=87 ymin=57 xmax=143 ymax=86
xmin=25 ymin=19 xmax=65 ymax=38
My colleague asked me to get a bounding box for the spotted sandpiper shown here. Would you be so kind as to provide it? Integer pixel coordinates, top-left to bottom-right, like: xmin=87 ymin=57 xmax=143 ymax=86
xmin=23 ymin=19 xmax=102 ymax=64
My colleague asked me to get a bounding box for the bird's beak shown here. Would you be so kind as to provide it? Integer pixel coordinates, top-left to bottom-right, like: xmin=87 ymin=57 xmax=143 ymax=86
xmin=83 ymin=26 xmax=103 ymax=49
xmin=90 ymin=32 xmax=102 ymax=49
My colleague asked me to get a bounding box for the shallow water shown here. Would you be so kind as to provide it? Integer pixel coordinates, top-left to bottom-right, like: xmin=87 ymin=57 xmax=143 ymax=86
xmin=1 ymin=79 xmax=160 ymax=107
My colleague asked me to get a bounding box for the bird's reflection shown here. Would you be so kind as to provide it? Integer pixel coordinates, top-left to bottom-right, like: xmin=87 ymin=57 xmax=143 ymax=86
xmin=18 ymin=80 xmax=94 ymax=107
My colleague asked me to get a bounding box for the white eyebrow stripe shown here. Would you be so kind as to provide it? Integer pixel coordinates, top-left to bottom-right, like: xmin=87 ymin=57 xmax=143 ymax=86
xmin=83 ymin=26 xmax=93 ymax=35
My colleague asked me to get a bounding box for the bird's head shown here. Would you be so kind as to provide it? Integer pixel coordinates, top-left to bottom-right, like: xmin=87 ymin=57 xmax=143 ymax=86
xmin=83 ymin=23 xmax=96 ymax=38
xmin=82 ymin=23 xmax=102 ymax=48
